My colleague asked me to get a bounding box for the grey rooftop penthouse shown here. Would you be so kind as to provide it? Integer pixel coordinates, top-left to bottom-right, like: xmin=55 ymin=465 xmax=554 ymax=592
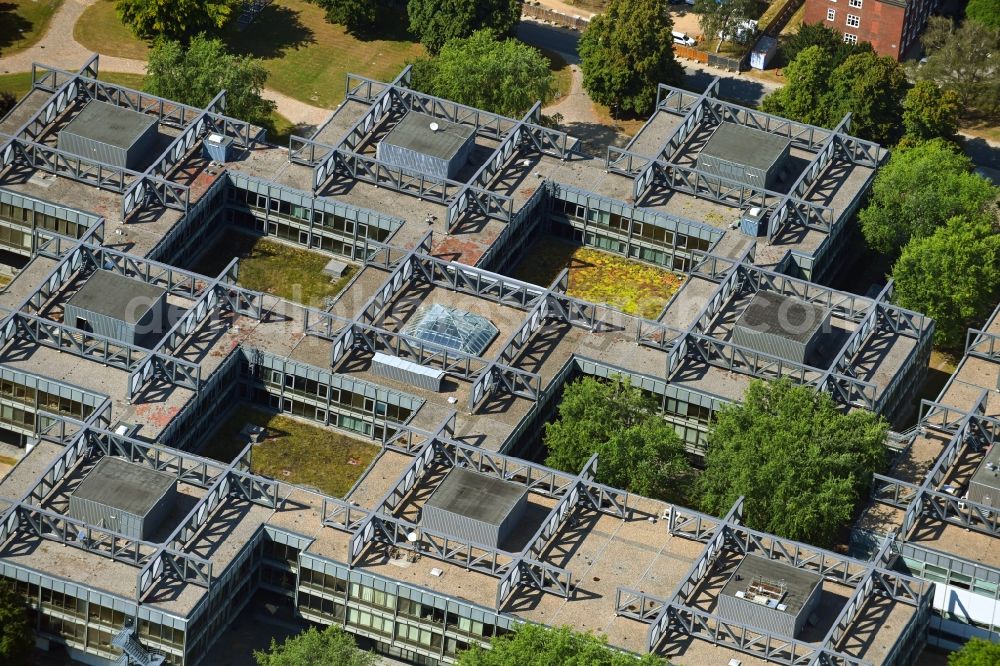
xmin=420 ymin=467 xmax=528 ymax=548
xmin=377 ymin=110 xmax=475 ymax=179
xmin=58 ymin=100 xmax=158 ymax=170
xmin=68 ymin=456 xmax=177 ymax=540
xmin=697 ymin=121 xmax=792 ymax=190
xmin=64 ymin=269 xmax=168 ymax=345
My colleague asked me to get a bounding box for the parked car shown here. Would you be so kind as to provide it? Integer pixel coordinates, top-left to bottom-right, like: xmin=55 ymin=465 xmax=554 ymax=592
xmin=672 ymin=31 xmax=696 ymax=47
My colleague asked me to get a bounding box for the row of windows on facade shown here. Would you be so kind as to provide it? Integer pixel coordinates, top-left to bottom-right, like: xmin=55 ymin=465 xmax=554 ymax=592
xmin=258 ymin=369 xmax=414 ymax=423
xmin=298 ymin=589 xmax=498 ymax=659
xmin=230 ymin=186 xmax=392 ymax=241
xmin=826 ymin=9 xmax=862 ymax=29
xmin=263 ymin=542 xmax=507 ymax=645
xmin=552 ymin=199 xmax=714 ymax=253
xmin=0 ymin=203 xmax=90 ymax=239
xmin=3 ymin=578 xmax=184 ymax=662
xmin=241 ymin=384 xmax=388 ymax=441
xmin=230 ymin=209 xmax=374 ymax=260
xmin=551 ymin=224 xmax=694 ymax=273
xmin=0 ymin=379 xmax=95 ymax=418
xmin=829 ymin=0 xmax=864 ymax=7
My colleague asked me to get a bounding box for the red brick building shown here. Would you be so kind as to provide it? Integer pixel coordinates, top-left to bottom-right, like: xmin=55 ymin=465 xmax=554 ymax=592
xmin=802 ymin=0 xmax=938 ymax=60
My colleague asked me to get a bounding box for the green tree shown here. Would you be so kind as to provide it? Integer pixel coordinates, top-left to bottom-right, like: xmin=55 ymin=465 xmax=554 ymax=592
xmin=115 ymin=0 xmax=237 ymax=40
xmin=0 ymin=582 xmax=33 ymax=666
xmin=859 ymin=139 xmax=998 ymax=256
xmin=544 ymin=377 xmax=689 ymax=500
xmin=693 ymin=0 xmax=758 ymax=52
xmin=948 ymin=636 xmax=1000 ymax=665
xmin=893 ymin=214 xmax=1000 ymax=349
xmin=916 ymin=16 xmax=1000 ymax=119
xmin=0 ymin=91 xmax=16 ymax=119
xmin=457 ymin=624 xmax=665 ymax=666
xmin=254 ymin=624 xmax=376 ymax=666
xmin=698 ymin=379 xmax=888 ymax=548
xmin=763 ymin=46 xmax=907 ymax=143
xmin=761 ymin=46 xmax=837 ymax=127
xmin=966 ymin=0 xmax=1000 ymax=30
xmin=826 ymin=51 xmax=908 ymax=145
xmin=779 ymin=22 xmax=872 ymax=67
xmin=407 ymin=0 xmax=520 ymax=55
xmin=578 ymin=0 xmax=683 ymax=117
xmin=902 ymin=80 xmax=960 ymax=143
xmin=309 ymin=0 xmax=378 ymax=33
xmin=409 ymin=30 xmax=553 ymax=117
xmin=145 ymin=35 xmax=276 ymax=126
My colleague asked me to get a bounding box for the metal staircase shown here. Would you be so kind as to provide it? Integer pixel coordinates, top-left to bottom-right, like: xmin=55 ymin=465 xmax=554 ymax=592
xmin=112 ymin=619 xmax=165 ymax=666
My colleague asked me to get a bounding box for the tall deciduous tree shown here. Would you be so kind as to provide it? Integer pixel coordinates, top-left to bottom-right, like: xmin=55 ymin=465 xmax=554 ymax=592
xmin=115 ymin=0 xmax=237 ymax=40
xmin=457 ymin=624 xmax=666 ymax=666
xmin=965 ymin=0 xmax=1000 ymax=30
xmin=145 ymin=36 xmax=276 ymax=127
xmin=826 ymin=51 xmax=908 ymax=145
xmin=698 ymin=379 xmax=888 ymax=548
xmin=309 ymin=0 xmax=378 ymax=33
xmin=948 ymin=636 xmax=1000 ymax=665
xmin=893 ymin=214 xmax=1000 ymax=349
xmin=409 ymin=30 xmax=553 ymax=117
xmin=916 ymin=16 xmax=1000 ymax=119
xmin=902 ymin=80 xmax=960 ymax=143
xmin=544 ymin=377 xmax=689 ymax=500
xmin=859 ymin=139 xmax=998 ymax=256
xmin=0 ymin=582 xmax=33 ymax=666
xmin=762 ymin=47 xmax=908 ymax=144
xmin=254 ymin=624 xmax=376 ymax=666
xmin=407 ymin=0 xmax=520 ymax=54
xmin=760 ymin=46 xmax=837 ymax=127
xmin=578 ymin=0 xmax=683 ymax=117
xmin=693 ymin=0 xmax=759 ymax=52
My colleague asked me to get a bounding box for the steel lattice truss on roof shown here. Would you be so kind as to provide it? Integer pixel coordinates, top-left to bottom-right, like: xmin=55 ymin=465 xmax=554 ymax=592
xmin=401 ymin=303 xmax=499 ymax=356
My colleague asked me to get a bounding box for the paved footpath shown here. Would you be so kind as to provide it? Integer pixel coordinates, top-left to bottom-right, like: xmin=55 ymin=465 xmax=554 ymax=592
xmin=0 ymin=0 xmax=331 ymax=127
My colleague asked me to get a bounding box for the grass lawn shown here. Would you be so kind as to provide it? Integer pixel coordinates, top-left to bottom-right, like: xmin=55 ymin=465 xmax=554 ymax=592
xmin=0 ymin=70 xmax=146 ymax=99
xmin=190 ymin=232 xmax=357 ymax=307
xmin=0 ymin=0 xmax=62 ymax=56
xmin=262 ymin=111 xmax=298 ymax=145
xmin=512 ymin=237 xmax=685 ymax=319
xmin=73 ymin=0 xmax=150 ymax=60
xmin=200 ymin=405 xmax=379 ymax=497
xmin=76 ymin=0 xmax=424 ymax=109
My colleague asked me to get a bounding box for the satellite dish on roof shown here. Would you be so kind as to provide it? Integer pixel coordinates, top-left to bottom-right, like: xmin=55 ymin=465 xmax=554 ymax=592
xmin=429 ymin=122 xmax=440 ymax=132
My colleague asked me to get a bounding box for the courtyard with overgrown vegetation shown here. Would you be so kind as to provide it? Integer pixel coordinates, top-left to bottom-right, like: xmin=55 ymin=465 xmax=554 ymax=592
xmin=200 ymin=405 xmax=379 ymax=498
xmin=512 ymin=237 xmax=684 ymax=319
xmin=190 ymin=233 xmax=357 ymax=307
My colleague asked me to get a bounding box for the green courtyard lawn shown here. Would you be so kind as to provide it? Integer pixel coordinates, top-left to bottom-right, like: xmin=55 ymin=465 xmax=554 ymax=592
xmin=190 ymin=233 xmax=356 ymax=307
xmin=512 ymin=237 xmax=685 ymax=319
xmin=0 ymin=0 xmax=62 ymax=56
xmin=200 ymin=406 xmax=379 ymax=498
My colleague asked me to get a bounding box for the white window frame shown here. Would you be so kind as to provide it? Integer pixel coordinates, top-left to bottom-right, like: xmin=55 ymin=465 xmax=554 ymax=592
xmin=846 ymin=14 xmax=861 ymax=28
xmin=843 ymin=33 xmax=858 ymax=44
xmin=849 ymin=0 xmax=862 ymax=7
xmin=826 ymin=8 xmax=836 ymax=21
